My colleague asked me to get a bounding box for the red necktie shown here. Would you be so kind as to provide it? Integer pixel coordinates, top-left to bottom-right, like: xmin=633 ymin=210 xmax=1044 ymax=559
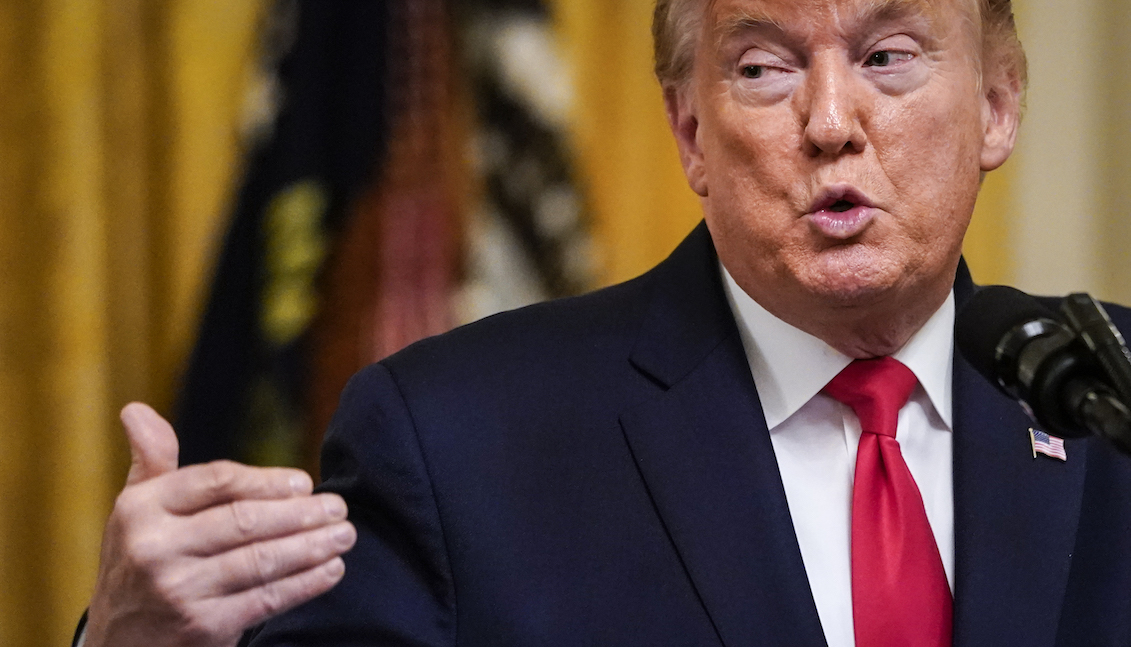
xmin=823 ymin=357 xmax=952 ymax=647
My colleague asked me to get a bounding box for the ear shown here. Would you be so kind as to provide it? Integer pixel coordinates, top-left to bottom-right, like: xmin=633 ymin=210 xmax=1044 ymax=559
xmin=664 ymin=84 xmax=709 ymax=197
xmin=979 ymin=63 xmax=1023 ymax=172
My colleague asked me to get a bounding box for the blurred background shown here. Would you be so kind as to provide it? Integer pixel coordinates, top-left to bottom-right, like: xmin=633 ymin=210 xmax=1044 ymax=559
xmin=1 ymin=0 xmax=1128 ymax=643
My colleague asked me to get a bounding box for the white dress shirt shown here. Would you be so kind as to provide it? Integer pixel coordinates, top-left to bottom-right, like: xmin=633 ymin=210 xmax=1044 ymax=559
xmin=720 ymin=266 xmax=955 ymax=647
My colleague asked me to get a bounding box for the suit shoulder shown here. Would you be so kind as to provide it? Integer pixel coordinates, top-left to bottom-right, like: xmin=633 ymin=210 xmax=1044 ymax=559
xmin=1102 ymin=301 xmax=1131 ymax=330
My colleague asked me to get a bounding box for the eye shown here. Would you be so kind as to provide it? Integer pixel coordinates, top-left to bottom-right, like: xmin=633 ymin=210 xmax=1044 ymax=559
xmin=866 ymin=51 xmax=892 ymax=66
xmin=864 ymin=50 xmax=913 ymax=67
xmin=742 ymin=65 xmax=765 ymax=79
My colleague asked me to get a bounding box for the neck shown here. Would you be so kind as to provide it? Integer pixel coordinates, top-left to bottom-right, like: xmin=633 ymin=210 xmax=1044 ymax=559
xmin=744 ymin=280 xmax=953 ymax=360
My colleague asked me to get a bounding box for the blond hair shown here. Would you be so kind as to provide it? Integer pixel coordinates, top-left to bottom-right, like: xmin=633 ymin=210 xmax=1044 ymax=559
xmin=652 ymin=0 xmax=1027 ymax=91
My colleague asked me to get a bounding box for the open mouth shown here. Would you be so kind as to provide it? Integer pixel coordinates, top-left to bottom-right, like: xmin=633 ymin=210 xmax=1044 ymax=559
xmin=807 ymin=187 xmax=876 ymax=239
xmin=808 ymin=186 xmax=876 ymax=215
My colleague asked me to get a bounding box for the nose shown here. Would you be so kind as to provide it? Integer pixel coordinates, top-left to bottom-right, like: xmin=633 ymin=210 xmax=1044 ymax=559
xmin=801 ymin=57 xmax=866 ymax=157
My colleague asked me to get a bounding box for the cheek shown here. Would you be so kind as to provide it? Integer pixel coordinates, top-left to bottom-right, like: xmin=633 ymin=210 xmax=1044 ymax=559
xmin=708 ymin=111 xmax=802 ymax=223
xmin=872 ymin=95 xmax=983 ymax=240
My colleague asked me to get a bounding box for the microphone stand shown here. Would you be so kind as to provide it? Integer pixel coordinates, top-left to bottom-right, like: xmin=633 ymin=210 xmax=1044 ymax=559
xmin=1062 ymin=375 xmax=1131 ymax=455
xmin=1059 ymin=294 xmax=1131 ymax=455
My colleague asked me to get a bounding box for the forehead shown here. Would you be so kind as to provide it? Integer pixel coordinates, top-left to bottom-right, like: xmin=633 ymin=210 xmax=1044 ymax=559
xmin=703 ymin=0 xmax=976 ymax=43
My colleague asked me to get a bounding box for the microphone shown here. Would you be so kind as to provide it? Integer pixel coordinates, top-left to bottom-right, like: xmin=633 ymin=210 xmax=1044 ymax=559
xmin=956 ymin=286 xmax=1131 ymax=455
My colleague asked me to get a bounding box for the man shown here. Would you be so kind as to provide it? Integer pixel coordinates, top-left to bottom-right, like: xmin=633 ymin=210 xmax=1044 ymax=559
xmin=80 ymin=0 xmax=1131 ymax=645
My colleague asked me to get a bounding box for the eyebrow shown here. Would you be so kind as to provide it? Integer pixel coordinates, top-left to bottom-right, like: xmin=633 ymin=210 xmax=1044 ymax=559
xmin=714 ymin=8 xmax=783 ymax=42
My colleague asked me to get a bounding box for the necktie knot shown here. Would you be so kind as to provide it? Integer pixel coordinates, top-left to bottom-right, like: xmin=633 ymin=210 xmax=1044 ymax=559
xmin=823 ymin=357 xmax=917 ymax=439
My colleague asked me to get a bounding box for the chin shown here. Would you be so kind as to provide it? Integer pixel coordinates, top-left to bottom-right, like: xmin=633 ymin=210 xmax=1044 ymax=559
xmin=806 ymin=279 xmax=893 ymax=309
xmin=794 ymin=247 xmax=904 ymax=307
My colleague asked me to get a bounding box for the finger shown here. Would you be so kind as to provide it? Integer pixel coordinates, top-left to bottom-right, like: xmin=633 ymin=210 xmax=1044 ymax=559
xmin=199 ymin=557 xmax=347 ymax=638
xmin=156 ymin=460 xmax=313 ymax=515
xmin=181 ymin=493 xmax=349 ymax=556
xmin=122 ymin=402 xmax=180 ymax=485
xmin=203 ymin=521 xmax=356 ymax=597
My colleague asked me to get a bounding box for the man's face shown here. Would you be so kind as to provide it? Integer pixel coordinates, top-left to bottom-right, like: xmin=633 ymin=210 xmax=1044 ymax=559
xmin=668 ymin=0 xmax=1019 ymax=341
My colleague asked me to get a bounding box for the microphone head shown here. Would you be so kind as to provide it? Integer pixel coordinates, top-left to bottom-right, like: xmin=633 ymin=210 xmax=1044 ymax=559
xmin=955 ymin=285 xmax=1062 ymax=388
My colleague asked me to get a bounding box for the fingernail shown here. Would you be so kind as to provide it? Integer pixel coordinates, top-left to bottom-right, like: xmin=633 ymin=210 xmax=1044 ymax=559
xmin=332 ymin=522 xmax=356 ymax=548
xmin=120 ymin=403 xmax=141 ymax=427
xmin=290 ymin=472 xmax=312 ymax=494
xmin=325 ymin=557 xmax=345 ymax=577
xmin=322 ymin=494 xmax=347 ymax=518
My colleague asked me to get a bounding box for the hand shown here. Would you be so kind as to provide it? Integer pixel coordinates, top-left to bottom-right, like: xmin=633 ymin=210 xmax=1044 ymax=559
xmin=83 ymin=403 xmax=357 ymax=647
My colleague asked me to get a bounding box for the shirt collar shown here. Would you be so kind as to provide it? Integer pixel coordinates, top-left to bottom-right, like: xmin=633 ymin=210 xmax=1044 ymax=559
xmin=720 ymin=263 xmax=954 ymax=431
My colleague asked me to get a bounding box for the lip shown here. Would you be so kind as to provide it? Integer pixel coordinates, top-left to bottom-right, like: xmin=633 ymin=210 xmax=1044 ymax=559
xmin=805 ymin=185 xmax=878 ymax=240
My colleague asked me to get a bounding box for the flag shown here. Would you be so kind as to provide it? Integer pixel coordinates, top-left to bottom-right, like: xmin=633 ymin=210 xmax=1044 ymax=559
xmin=305 ymin=0 xmax=463 ymax=463
xmin=174 ymin=0 xmax=395 ymax=469
xmin=1030 ymin=428 xmax=1067 ymax=461
xmin=455 ymin=0 xmax=597 ymax=324
xmin=175 ymin=0 xmax=594 ymax=475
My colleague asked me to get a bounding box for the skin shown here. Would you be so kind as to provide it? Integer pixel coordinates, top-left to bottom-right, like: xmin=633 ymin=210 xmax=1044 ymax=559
xmin=665 ymin=0 xmax=1022 ymax=357
xmin=83 ymin=404 xmax=357 ymax=647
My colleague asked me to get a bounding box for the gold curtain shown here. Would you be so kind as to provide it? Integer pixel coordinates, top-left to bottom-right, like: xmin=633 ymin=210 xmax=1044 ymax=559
xmin=552 ymin=0 xmax=703 ymax=285
xmin=0 ymin=1 xmax=263 ymax=644
xmin=1098 ymin=0 xmax=1131 ymax=305
xmin=550 ymin=0 xmax=1014 ymax=287
xmin=965 ymin=162 xmax=1015 ymax=284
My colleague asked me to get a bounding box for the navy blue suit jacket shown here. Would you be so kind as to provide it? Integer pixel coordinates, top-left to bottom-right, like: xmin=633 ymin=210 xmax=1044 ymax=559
xmin=247 ymin=222 xmax=1131 ymax=646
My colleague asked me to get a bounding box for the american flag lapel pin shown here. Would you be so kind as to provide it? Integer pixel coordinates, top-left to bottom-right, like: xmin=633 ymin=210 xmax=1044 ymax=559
xmin=1029 ymin=428 xmax=1067 ymax=461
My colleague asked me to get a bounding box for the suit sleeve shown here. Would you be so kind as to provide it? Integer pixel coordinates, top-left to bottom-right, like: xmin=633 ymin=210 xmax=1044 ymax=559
xmin=246 ymin=362 xmax=457 ymax=646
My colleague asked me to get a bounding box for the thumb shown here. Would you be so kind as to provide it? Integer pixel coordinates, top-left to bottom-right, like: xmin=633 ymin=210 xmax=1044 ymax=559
xmin=121 ymin=402 xmax=180 ymax=485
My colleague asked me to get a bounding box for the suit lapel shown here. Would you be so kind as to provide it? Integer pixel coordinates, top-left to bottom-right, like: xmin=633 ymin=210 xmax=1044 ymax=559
xmin=620 ymin=346 xmax=828 ymax=647
xmin=620 ymin=223 xmax=827 ymax=647
xmin=951 ymin=273 xmax=1088 ymax=647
